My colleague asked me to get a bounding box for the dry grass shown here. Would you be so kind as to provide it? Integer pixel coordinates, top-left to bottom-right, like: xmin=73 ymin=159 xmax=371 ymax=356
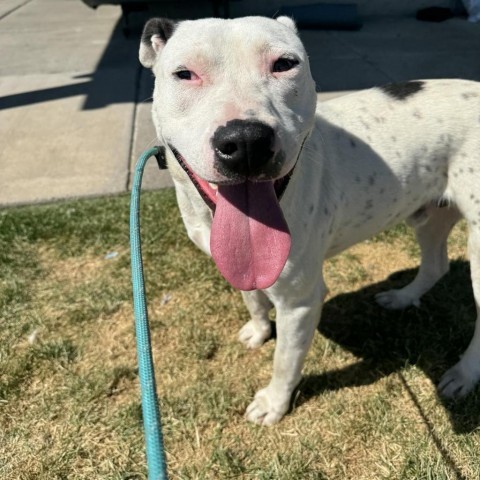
xmin=1 ymin=189 xmax=480 ymax=479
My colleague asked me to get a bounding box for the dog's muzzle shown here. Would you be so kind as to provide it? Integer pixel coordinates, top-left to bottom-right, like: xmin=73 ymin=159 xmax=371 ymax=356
xmin=212 ymin=119 xmax=276 ymax=180
xmin=168 ymin=119 xmax=301 ymax=292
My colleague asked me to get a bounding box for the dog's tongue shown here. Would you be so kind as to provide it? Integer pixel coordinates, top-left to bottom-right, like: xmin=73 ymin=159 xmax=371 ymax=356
xmin=210 ymin=181 xmax=291 ymax=291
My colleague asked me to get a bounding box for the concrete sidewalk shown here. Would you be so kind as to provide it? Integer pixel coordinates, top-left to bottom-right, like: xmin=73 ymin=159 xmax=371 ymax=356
xmin=1 ymin=0 xmax=480 ymax=206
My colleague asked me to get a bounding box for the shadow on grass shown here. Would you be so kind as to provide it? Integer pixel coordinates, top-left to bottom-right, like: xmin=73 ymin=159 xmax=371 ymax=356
xmin=297 ymin=260 xmax=480 ymax=437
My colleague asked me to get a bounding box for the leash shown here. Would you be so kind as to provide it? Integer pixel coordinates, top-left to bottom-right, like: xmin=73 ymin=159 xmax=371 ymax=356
xmin=130 ymin=146 xmax=169 ymax=480
xmin=129 ymin=142 xmax=300 ymax=476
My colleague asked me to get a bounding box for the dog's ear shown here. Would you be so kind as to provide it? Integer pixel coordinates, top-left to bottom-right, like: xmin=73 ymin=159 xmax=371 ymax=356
xmin=139 ymin=18 xmax=176 ymax=68
xmin=276 ymin=16 xmax=297 ymax=34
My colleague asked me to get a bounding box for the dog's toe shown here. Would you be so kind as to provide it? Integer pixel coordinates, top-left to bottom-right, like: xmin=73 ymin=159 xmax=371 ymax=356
xmin=238 ymin=320 xmax=272 ymax=349
xmin=245 ymin=388 xmax=288 ymax=425
xmin=438 ymin=364 xmax=478 ymax=399
xmin=375 ymin=289 xmax=420 ymax=310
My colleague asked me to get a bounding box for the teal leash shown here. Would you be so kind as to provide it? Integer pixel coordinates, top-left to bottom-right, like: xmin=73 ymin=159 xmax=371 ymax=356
xmin=130 ymin=146 xmax=168 ymax=480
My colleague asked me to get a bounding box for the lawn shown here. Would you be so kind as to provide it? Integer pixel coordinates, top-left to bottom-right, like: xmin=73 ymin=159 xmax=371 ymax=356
xmin=1 ymin=189 xmax=479 ymax=479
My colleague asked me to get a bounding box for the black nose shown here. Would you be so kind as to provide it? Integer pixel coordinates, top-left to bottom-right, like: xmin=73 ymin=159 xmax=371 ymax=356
xmin=212 ymin=120 xmax=275 ymax=178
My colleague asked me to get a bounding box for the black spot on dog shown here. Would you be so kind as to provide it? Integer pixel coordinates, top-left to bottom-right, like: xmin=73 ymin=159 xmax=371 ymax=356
xmin=380 ymin=81 xmax=425 ymax=101
xmin=141 ymin=17 xmax=176 ymax=46
xmin=350 ymin=139 xmax=357 ymax=148
xmin=462 ymin=92 xmax=479 ymax=100
xmin=309 ymin=204 xmax=314 ymax=214
xmin=359 ymin=118 xmax=371 ymax=130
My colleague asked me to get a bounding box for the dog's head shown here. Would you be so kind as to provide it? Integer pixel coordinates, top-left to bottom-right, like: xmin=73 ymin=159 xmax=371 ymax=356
xmin=140 ymin=16 xmax=316 ymax=185
xmin=139 ymin=16 xmax=317 ymax=290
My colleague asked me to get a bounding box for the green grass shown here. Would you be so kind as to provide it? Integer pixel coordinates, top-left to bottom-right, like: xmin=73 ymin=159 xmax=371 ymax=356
xmin=1 ymin=189 xmax=479 ymax=479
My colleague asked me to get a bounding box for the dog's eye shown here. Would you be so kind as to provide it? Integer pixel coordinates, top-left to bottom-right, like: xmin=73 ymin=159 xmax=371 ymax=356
xmin=174 ymin=70 xmax=198 ymax=81
xmin=175 ymin=70 xmax=192 ymax=80
xmin=272 ymin=57 xmax=299 ymax=73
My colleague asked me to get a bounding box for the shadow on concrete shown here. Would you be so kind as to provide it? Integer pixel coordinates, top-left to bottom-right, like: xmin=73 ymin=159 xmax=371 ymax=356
xmin=2 ymin=12 xmax=480 ymax=111
xmin=0 ymin=17 xmax=141 ymax=111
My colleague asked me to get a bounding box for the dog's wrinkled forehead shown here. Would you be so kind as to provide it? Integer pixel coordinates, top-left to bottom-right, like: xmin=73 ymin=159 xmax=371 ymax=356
xmin=140 ymin=16 xmax=306 ymax=72
xmin=174 ymin=17 xmax=300 ymax=50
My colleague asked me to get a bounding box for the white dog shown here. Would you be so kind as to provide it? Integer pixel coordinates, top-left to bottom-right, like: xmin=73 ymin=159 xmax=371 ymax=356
xmin=139 ymin=16 xmax=480 ymax=425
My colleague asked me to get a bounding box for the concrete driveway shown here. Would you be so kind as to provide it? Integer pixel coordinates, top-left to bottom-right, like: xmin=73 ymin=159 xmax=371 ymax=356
xmin=1 ymin=0 xmax=479 ymax=206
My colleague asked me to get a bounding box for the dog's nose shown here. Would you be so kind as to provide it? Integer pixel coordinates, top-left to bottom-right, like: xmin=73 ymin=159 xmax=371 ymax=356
xmin=212 ymin=120 xmax=275 ymax=178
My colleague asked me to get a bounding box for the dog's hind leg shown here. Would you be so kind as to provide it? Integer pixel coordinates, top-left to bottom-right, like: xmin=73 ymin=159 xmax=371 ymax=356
xmin=238 ymin=290 xmax=274 ymax=349
xmin=439 ymin=226 xmax=480 ymax=398
xmin=376 ymin=205 xmax=461 ymax=310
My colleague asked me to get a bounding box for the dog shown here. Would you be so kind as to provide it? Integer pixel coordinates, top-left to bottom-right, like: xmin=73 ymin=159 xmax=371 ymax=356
xmin=139 ymin=16 xmax=480 ymax=425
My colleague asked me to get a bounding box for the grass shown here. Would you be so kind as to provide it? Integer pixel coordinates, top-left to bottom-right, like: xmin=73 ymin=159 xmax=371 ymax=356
xmin=1 ymin=188 xmax=480 ymax=479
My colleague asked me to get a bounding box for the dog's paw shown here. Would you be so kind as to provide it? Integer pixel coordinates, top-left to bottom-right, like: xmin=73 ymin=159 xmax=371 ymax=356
xmin=245 ymin=387 xmax=289 ymax=426
xmin=438 ymin=363 xmax=479 ymax=399
xmin=238 ymin=320 xmax=272 ymax=349
xmin=375 ymin=289 xmax=421 ymax=310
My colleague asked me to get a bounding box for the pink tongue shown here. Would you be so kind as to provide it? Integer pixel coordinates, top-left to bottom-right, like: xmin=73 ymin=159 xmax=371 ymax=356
xmin=210 ymin=181 xmax=291 ymax=291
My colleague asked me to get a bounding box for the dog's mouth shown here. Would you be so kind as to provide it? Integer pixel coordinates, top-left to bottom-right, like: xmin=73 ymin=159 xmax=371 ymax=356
xmin=170 ymin=146 xmax=293 ymax=291
xmin=170 ymin=146 xmax=293 ymax=211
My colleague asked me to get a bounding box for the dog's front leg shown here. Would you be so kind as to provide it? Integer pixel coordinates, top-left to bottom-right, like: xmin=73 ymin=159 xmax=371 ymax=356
xmin=245 ymin=278 xmax=327 ymax=425
xmin=239 ymin=290 xmax=274 ymax=349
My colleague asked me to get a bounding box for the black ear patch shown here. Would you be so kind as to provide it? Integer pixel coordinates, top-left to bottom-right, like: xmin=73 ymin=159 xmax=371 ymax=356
xmin=139 ymin=18 xmax=177 ymax=68
xmin=141 ymin=17 xmax=176 ymax=46
xmin=379 ymin=81 xmax=425 ymax=101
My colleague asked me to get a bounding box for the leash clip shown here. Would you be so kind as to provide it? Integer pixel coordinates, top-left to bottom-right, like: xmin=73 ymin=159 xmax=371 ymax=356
xmin=154 ymin=146 xmax=168 ymax=170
